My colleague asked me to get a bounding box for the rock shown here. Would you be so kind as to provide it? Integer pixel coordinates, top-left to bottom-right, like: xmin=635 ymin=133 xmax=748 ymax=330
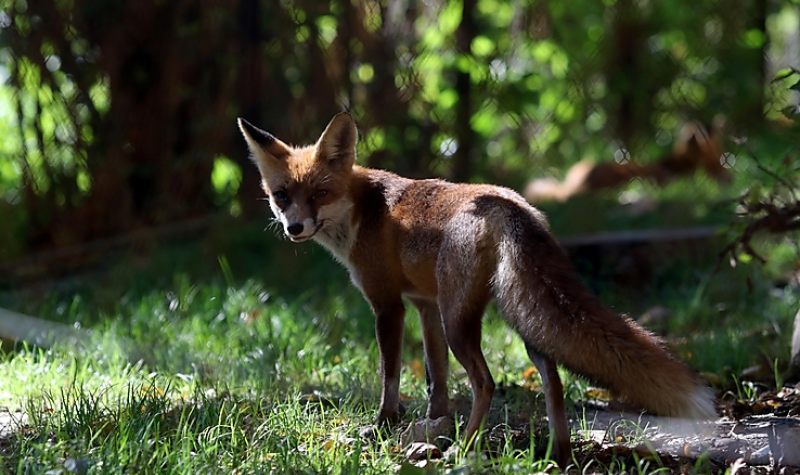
xmin=400 ymin=416 xmax=454 ymax=445
xmin=706 ymin=438 xmax=743 ymax=464
xmin=405 ymin=442 xmax=442 ymax=461
xmin=748 ymin=445 xmax=771 ymax=466
xmin=0 ymin=408 xmax=26 ymax=440
xmin=769 ymin=422 xmax=800 ymax=467
xmin=578 ymin=429 xmax=607 ymax=444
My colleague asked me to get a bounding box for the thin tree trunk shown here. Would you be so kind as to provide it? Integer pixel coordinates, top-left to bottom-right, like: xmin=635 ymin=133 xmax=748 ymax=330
xmin=451 ymin=0 xmax=476 ymax=183
xmin=750 ymin=0 xmax=768 ymax=124
xmin=235 ymin=0 xmax=268 ymax=216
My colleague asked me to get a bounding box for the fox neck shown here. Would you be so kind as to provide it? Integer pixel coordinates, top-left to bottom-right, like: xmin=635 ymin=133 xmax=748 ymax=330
xmin=313 ymin=198 xmax=358 ymax=265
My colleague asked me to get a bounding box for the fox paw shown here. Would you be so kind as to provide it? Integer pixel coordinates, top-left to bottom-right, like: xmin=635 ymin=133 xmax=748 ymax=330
xmin=375 ymin=402 xmax=406 ymax=426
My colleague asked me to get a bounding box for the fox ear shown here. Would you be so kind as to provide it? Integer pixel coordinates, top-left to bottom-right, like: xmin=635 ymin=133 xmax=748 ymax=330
xmin=316 ymin=112 xmax=357 ymax=171
xmin=237 ymin=118 xmax=291 ymax=175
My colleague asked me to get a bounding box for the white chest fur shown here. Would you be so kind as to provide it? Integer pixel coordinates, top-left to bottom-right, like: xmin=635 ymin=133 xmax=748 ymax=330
xmin=314 ymin=216 xmax=362 ymax=293
xmin=312 ymin=200 xmax=358 ymax=266
xmin=314 ymin=220 xmax=355 ymax=262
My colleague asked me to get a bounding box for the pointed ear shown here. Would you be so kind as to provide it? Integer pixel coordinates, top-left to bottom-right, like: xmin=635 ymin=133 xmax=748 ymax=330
xmin=316 ymin=112 xmax=357 ymax=171
xmin=237 ymin=118 xmax=291 ymax=176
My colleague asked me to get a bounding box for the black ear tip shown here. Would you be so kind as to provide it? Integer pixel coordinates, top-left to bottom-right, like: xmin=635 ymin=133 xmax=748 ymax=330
xmin=237 ymin=117 xmax=256 ymax=132
xmin=238 ymin=117 xmax=275 ymax=147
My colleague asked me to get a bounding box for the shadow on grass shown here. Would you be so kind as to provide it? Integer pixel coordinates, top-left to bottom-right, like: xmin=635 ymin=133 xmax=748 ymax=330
xmin=0 ymin=189 xmax=797 ymax=473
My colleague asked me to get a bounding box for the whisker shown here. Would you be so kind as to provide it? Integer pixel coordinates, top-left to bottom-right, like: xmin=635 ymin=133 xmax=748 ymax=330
xmin=262 ymin=218 xmax=285 ymax=239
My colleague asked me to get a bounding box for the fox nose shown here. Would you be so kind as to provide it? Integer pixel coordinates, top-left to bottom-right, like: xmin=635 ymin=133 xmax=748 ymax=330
xmin=287 ymin=223 xmax=304 ymax=236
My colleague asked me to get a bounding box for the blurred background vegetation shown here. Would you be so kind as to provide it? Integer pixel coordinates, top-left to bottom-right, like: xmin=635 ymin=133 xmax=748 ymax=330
xmin=0 ymin=1 xmax=799 ymax=471
xmin=0 ymin=0 xmax=798 ymax=373
xmin=0 ymin=0 xmax=797 ymax=255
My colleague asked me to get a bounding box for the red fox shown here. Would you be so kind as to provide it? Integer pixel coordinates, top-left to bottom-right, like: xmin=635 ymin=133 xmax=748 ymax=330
xmin=237 ymin=112 xmax=715 ymax=465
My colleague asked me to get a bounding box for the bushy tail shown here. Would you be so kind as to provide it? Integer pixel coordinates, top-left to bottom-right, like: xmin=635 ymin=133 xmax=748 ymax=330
xmin=492 ymin=206 xmax=715 ymax=419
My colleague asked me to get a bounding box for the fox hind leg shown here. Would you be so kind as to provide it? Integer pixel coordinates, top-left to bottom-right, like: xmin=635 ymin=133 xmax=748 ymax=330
xmin=440 ymin=301 xmax=494 ymax=446
xmin=436 ymin=242 xmax=495 ymax=445
xmin=526 ymin=345 xmax=571 ymax=467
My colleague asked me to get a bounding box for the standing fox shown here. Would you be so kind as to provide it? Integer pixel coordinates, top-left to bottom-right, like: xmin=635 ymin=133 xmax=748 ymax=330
xmin=238 ymin=112 xmax=715 ymax=465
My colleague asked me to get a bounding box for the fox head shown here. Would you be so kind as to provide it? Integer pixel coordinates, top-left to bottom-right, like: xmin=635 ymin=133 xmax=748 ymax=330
xmin=237 ymin=112 xmax=357 ymax=242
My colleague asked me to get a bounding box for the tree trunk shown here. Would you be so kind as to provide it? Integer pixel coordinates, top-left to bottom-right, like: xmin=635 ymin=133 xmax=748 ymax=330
xmin=451 ymin=0 xmax=476 ymax=183
xmin=235 ymin=0 xmax=269 ymax=216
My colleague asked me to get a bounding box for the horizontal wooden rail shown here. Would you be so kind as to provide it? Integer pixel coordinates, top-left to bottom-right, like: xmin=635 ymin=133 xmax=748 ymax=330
xmin=0 ymin=307 xmax=89 ymax=348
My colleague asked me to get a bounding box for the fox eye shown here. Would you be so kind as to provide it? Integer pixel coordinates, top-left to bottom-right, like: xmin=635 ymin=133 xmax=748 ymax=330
xmin=273 ymin=190 xmax=290 ymax=203
xmin=311 ymin=190 xmax=329 ymax=201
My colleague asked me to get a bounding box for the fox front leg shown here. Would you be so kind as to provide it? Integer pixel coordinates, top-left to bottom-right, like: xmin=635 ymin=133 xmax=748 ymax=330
xmin=410 ymin=298 xmax=449 ymax=419
xmin=372 ymin=300 xmax=406 ymax=425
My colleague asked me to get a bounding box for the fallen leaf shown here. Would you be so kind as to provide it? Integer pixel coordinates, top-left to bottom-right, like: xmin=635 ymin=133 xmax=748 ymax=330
xmin=585 ymin=387 xmax=611 ymax=401
xmin=409 ymin=359 xmax=425 ymax=380
xmin=405 ymin=442 xmax=442 ymax=461
xmin=522 ymin=366 xmax=538 ymax=380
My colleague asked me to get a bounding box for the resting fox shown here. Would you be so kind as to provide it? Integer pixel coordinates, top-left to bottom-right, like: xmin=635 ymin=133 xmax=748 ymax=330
xmin=237 ymin=112 xmax=715 ymax=465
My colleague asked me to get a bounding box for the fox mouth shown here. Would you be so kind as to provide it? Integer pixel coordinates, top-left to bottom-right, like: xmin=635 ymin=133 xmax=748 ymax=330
xmin=287 ymin=222 xmax=324 ymax=243
xmin=289 ymin=235 xmax=313 ymax=243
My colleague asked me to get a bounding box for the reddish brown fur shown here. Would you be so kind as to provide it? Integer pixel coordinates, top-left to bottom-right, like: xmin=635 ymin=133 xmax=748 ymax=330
xmin=239 ymin=113 xmax=715 ymax=467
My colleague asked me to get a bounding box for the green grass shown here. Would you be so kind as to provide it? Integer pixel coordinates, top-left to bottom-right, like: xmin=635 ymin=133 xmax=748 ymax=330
xmin=0 ymin=185 xmax=797 ymax=473
xmin=2 ymin=256 xmax=795 ymax=473
xmin=0 ymin=276 xmax=572 ymax=474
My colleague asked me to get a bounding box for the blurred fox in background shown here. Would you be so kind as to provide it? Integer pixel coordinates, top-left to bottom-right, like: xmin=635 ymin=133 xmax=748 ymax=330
xmin=525 ymin=120 xmax=727 ymax=203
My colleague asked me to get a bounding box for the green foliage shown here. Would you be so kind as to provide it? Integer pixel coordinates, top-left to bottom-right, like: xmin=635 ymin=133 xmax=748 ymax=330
xmin=211 ymin=156 xmax=243 ymax=217
xmin=2 ymin=1 xmax=798 ymax=259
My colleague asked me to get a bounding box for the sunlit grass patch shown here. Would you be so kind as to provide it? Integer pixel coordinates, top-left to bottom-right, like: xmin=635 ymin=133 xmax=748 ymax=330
xmin=9 ymin=379 xmax=402 ymax=474
xmin=0 ymin=215 xmax=795 ymax=472
xmin=0 ymin=278 xmax=572 ymax=473
xmin=0 ymin=280 xmax=391 ymax=473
